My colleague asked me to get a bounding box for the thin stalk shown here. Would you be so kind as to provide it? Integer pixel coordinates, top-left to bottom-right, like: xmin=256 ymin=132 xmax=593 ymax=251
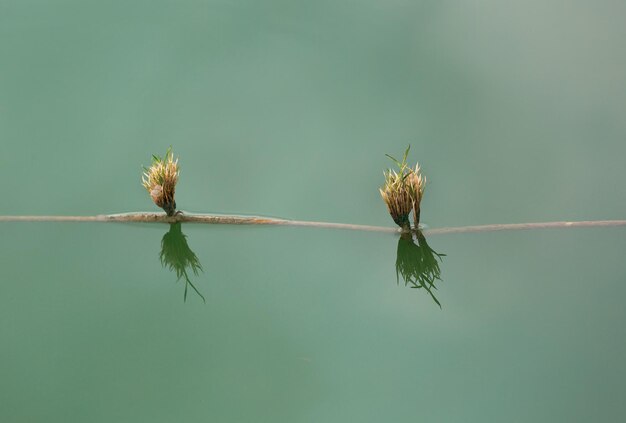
xmin=0 ymin=213 xmax=625 ymax=235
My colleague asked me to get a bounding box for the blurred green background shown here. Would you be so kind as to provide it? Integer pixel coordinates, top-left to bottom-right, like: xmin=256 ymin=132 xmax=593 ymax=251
xmin=1 ymin=1 xmax=625 ymax=422
xmin=2 ymin=0 xmax=625 ymax=225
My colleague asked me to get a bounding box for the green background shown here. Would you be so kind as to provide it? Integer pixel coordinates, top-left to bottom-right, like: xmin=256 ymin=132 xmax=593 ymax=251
xmin=1 ymin=1 xmax=625 ymax=421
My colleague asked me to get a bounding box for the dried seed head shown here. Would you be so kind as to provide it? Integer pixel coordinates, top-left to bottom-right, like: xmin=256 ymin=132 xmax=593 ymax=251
xmin=407 ymin=163 xmax=426 ymax=227
xmin=380 ymin=169 xmax=413 ymax=230
xmin=380 ymin=146 xmax=427 ymax=229
xmin=142 ymin=148 xmax=179 ymax=216
xmin=150 ymin=185 xmax=164 ymax=207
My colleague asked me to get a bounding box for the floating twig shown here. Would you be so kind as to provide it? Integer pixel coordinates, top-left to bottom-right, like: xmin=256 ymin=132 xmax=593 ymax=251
xmin=0 ymin=213 xmax=625 ymax=235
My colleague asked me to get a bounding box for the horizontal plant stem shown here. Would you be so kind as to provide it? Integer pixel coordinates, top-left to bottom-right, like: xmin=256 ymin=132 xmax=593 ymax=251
xmin=422 ymin=220 xmax=626 ymax=235
xmin=0 ymin=213 xmax=625 ymax=235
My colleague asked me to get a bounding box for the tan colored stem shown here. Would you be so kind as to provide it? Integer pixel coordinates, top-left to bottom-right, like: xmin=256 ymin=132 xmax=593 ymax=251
xmin=0 ymin=213 xmax=625 ymax=235
xmin=422 ymin=220 xmax=626 ymax=235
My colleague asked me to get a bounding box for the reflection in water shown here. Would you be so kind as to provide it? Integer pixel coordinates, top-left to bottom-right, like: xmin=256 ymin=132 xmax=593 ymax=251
xmin=160 ymin=223 xmax=205 ymax=302
xmin=396 ymin=231 xmax=446 ymax=307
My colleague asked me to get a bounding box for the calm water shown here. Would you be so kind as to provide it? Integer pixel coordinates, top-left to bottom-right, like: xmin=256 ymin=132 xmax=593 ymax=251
xmin=2 ymin=1 xmax=626 ymax=422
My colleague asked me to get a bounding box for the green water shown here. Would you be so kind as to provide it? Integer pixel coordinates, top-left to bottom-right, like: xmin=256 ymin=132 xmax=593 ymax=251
xmin=2 ymin=1 xmax=626 ymax=421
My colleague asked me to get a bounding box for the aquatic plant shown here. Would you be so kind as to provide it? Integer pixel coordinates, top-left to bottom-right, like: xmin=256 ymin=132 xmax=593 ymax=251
xmin=160 ymin=222 xmax=205 ymax=302
xmin=395 ymin=231 xmax=445 ymax=307
xmin=380 ymin=145 xmax=426 ymax=230
xmin=380 ymin=170 xmax=413 ymax=230
xmin=406 ymin=163 xmax=425 ymax=228
xmin=142 ymin=147 xmax=179 ymax=216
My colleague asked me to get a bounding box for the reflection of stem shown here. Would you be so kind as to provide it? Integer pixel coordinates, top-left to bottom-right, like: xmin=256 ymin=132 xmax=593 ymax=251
xmin=1 ymin=213 xmax=625 ymax=235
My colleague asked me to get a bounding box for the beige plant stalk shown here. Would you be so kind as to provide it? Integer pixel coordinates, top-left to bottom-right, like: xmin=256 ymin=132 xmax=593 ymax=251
xmin=142 ymin=148 xmax=180 ymax=216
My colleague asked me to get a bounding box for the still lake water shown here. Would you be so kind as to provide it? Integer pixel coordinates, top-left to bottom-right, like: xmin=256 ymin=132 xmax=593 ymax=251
xmin=1 ymin=1 xmax=626 ymax=421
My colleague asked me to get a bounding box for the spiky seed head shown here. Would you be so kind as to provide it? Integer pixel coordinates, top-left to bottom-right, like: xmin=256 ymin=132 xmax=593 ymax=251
xmin=407 ymin=164 xmax=425 ymax=202
xmin=407 ymin=163 xmax=426 ymax=227
xmin=380 ymin=169 xmax=413 ymax=230
xmin=142 ymin=148 xmax=179 ymax=216
xmin=150 ymin=185 xmax=163 ymax=205
xmin=380 ymin=146 xmax=427 ymax=229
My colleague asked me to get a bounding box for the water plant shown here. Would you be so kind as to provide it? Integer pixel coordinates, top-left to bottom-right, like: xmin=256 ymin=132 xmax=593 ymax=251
xmin=160 ymin=222 xmax=205 ymax=302
xmin=395 ymin=231 xmax=446 ymax=307
xmin=380 ymin=145 xmax=426 ymax=230
xmin=142 ymin=147 xmax=179 ymax=216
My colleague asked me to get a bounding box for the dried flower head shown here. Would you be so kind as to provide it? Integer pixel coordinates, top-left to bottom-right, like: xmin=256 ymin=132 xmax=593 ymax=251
xmin=380 ymin=145 xmax=426 ymax=229
xmin=407 ymin=163 xmax=426 ymax=227
xmin=380 ymin=168 xmax=413 ymax=230
xmin=142 ymin=147 xmax=179 ymax=216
